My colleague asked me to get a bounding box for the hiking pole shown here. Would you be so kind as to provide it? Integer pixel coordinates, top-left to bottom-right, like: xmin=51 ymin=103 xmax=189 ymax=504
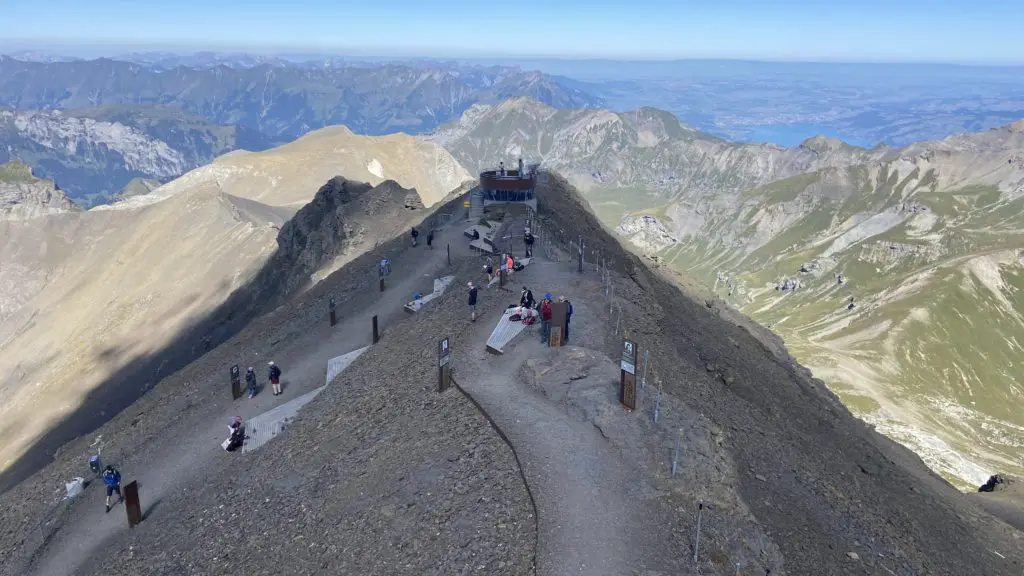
xmin=653 ymin=380 xmax=662 ymax=424
xmin=694 ymin=500 xmax=704 ymax=564
xmin=641 ymin=349 xmax=649 ymax=389
xmin=672 ymin=428 xmax=681 ymax=475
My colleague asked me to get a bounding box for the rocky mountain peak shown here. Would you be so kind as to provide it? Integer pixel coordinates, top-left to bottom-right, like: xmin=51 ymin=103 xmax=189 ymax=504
xmin=798 ymin=134 xmax=852 ymax=153
xmin=0 ymin=160 xmax=80 ymax=220
xmin=1008 ymin=119 xmax=1024 ymax=133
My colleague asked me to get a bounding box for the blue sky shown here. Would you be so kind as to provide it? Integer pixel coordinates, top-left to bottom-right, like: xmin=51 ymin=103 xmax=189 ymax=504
xmin=2 ymin=0 xmax=1023 ymax=64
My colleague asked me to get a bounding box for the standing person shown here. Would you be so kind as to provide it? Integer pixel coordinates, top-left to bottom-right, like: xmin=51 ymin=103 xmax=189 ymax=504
xmin=467 ymin=282 xmax=479 ymax=322
xmin=505 ymin=253 xmax=515 ymax=279
xmin=426 ymin=228 xmax=434 ymax=250
xmin=268 ymin=361 xmax=283 ymax=396
xmin=101 ymin=465 xmax=123 ymax=513
xmin=524 ymin=229 xmax=534 ymax=258
xmin=540 ymin=294 xmax=553 ymax=344
xmin=245 ymin=366 xmax=257 ymax=399
xmin=483 ymin=262 xmax=494 ymax=284
xmin=411 ymin=227 xmax=419 ymax=247
xmin=521 ymin=286 xmax=536 ymax=309
xmin=560 ymin=296 xmax=574 ymax=343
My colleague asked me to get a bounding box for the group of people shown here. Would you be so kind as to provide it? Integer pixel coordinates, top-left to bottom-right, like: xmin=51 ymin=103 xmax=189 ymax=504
xmin=243 ymin=361 xmax=284 ymax=399
xmin=411 ymin=226 xmax=434 ymax=249
xmin=520 ymin=287 xmax=573 ymax=345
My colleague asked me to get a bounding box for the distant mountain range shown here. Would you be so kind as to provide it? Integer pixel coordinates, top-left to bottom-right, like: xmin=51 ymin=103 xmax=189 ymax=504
xmin=428 ymin=97 xmax=1024 ymax=489
xmin=0 ymin=56 xmax=599 ymax=204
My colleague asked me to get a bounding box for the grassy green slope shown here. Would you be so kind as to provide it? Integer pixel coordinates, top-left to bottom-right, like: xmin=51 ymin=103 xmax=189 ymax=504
xmin=642 ymin=168 xmax=1024 ymax=489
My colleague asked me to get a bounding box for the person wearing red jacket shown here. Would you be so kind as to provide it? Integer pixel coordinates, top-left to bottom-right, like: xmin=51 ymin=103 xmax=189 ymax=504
xmin=539 ymin=293 xmax=553 ymax=344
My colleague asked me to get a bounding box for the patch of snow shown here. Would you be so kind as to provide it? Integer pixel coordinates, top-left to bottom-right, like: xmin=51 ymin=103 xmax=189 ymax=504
xmin=366 ymin=158 xmax=385 ymax=179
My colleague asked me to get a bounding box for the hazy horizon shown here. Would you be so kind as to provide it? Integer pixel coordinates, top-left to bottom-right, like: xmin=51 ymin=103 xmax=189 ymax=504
xmin=3 ymin=0 xmax=1024 ymax=65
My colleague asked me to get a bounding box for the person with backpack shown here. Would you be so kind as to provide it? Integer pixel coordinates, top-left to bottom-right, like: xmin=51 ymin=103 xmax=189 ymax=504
xmin=426 ymin=228 xmax=434 ymax=250
xmin=268 ymin=361 xmax=283 ymax=396
xmin=245 ymin=366 xmax=257 ymax=399
xmin=560 ymin=296 xmax=574 ymax=343
xmin=540 ymin=294 xmax=553 ymax=344
xmin=468 ymin=282 xmax=479 ymax=322
xmin=411 ymin=227 xmax=419 ymax=247
xmin=101 ymin=465 xmax=123 ymax=513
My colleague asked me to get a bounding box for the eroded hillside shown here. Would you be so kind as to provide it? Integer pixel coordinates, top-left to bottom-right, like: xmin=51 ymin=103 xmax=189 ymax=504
xmin=0 ymin=128 xmax=470 ymax=489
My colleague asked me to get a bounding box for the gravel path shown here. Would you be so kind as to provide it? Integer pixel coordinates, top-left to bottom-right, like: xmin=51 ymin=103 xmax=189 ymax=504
xmin=456 ymin=255 xmax=689 ymax=576
xmin=24 ymin=221 xmax=478 ymax=576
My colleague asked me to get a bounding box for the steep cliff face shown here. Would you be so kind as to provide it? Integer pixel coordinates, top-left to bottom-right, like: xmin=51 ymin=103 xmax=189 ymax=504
xmin=263 ymin=177 xmax=426 ymax=300
xmin=0 ymin=160 xmax=80 ymax=220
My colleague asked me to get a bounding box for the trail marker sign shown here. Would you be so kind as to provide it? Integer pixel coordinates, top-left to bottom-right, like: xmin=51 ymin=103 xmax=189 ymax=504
xmin=230 ymin=364 xmax=242 ymax=400
xmin=619 ymin=339 xmax=637 ymax=410
xmin=437 ymin=337 xmax=452 ymax=392
xmin=550 ymin=301 xmax=568 ymax=347
xmin=124 ymin=480 xmax=142 ymax=528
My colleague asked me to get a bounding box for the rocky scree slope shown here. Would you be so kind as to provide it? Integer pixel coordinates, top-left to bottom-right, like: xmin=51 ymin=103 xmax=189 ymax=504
xmin=0 ymin=126 xmax=468 ymax=491
xmin=530 ymin=173 xmax=1023 ymax=575
xmin=0 ymin=190 xmax=533 ymax=576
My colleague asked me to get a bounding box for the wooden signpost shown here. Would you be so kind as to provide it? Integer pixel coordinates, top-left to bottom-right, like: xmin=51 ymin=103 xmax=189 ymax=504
xmin=620 ymin=338 xmax=638 ymax=411
xmin=230 ymin=364 xmax=242 ymax=400
xmin=437 ymin=337 xmax=452 ymax=392
xmin=329 ymin=297 xmax=337 ymax=326
xmin=124 ymin=480 xmax=142 ymax=528
xmin=550 ymin=301 xmax=568 ymax=347
xmin=372 ymin=315 xmax=380 ymax=344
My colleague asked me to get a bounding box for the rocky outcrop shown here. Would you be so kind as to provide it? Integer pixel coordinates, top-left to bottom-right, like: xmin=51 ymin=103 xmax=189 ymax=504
xmin=616 ymin=214 xmax=678 ymax=253
xmin=0 ymin=160 xmax=80 ymax=220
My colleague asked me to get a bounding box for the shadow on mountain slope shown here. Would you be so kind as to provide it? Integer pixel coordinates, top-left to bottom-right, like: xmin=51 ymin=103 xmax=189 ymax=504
xmin=0 ymin=176 xmax=465 ymax=495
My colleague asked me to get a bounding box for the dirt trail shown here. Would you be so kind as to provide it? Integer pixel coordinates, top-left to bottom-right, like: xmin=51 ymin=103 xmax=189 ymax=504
xmin=456 ymin=256 xmax=677 ymax=576
xmin=28 ymin=222 xmax=475 ymax=576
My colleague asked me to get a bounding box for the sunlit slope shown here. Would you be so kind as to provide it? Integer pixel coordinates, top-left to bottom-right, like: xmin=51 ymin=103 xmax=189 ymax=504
xmin=656 ymin=156 xmax=1024 ymax=489
xmin=0 ymin=126 xmax=470 ymax=474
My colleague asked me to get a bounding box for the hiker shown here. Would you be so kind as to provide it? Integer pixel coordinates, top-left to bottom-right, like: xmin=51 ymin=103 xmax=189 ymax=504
xmin=101 ymin=465 xmax=123 ymax=513
xmin=468 ymin=282 xmax=479 ymax=322
xmin=268 ymin=361 xmax=283 ymax=396
xmin=540 ymin=294 xmax=553 ymax=344
xmin=560 ymin=296 xmax=574 ymax=343
xmin=521 ymin=286 xmax=536 ymax=309
xmin=504 ymin=253 xmax=515 ymax=279
xmin=426 ymin=228 xmax=434 ymax=249
xmin=471 ymin=228 xmax=480 ymax=241
xmin=483 ymin=262 xmax=494 ymax=283
xmin=245 ymin=366 xmax=257 ymax=399
xmin=411 ymin=227 xmax=419 ymax=247
xmin=524 ymin=230 xmax=535 ymax=258
xmin=379 ymin=258 xmax=390 ymax=277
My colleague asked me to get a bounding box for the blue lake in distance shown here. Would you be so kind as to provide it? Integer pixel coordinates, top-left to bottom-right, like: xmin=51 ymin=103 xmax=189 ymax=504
xmin=742 ymin=123 xmax=876 ymax=149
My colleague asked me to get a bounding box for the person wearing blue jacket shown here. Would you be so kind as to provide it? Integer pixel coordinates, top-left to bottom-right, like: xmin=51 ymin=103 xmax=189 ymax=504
xmin=102 ymin=465 xmax=123 ymax=513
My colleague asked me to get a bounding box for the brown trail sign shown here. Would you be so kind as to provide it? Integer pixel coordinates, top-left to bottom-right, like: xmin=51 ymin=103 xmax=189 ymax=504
xmin=437 ymin=337 xmax=452 ymax=392
xmin=550 ymin=301 xmax=568 ymax=347
xmin=124 ymin=480 xmax=142 ymax=528
xmin=230 ymin=364 xmax=242 ymax=400
xmin=619 ymin=339 xmax=638 ymax=411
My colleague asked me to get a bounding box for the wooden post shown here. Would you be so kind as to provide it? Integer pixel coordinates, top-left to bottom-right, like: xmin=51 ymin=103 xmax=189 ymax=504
xmin=124 ymin=480 xmax=142 ymax=528
xmin=230 ymin=365 xmax=242 ymax=400
xmin=329 ymin=297 xmax=336 ymax=327
xmin=372 ymin=315 xmax=379 ymax=344
xmin=550 ymin=301 xmax=567 ymax=347
xmin=438 ymin=337 xmax=451 ymax=392
xmin=620 ymin=338 xmax=638 ymax=411
xmin=447 ymin=243 xmax=451 ymax=265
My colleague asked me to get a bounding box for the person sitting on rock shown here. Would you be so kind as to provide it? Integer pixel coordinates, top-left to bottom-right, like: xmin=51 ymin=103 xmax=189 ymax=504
xmin=521 ymin=286 xmax=536 ymax=309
